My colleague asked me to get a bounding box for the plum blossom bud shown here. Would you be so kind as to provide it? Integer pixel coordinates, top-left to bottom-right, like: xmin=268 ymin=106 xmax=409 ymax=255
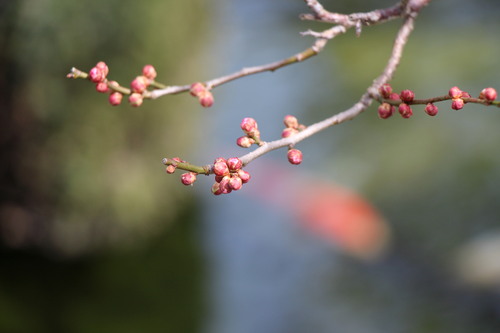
xmin=190 ymin=82 xmax=205 ymax=97
xmin=377 ymin=103 xmax=394 ymax=119
xmin=237 ymin=169 xmax=251 ymax=183
xmin=379 ymin=83 xmax=393 ymax=99
xmin=451 ymin=98 xmax=464 ymax=110
xmin=448 ymin=86 xmax=462 ymax=99
xmin=240 ymin=117 xmax=258 ymax=134
xmin=130 ymin=76 xmax=149 ymax=93
xmin=142 ymin=64 xmax=157 ymax=80
xmin=398 ymin=103 xmax=413 ymax=118
xmin=281 ymin=127 xmax=298 ymax=138
xmin=424 ymin=103 xmax=438 ymax=116
xmin=96 ymin=82 xmax=109 ymax=93
xmin=400 ymin=89 xmax=415 ymax=103
xmin=283 ymin=115 xmax=299 ymax=129
xmin=228 ymin=176 xmax=243 ymax=191
xmin=95 ymin=61 xmax=109 ymax=77
xmin=198 ymin=90 xmax=214 ymax=107
xmin=181 ymin=172 xmax=197 ymax=186
xmin=479 ymin=87 xmax=497 ymax=101
xmin=236 ymin=136 xmax=255 ymax=148
xmin=389 ymin=92 xmax=400 ymax=101
xmin=108 ymin=92 xmax=123 ymax=106
xmin=128 ymin=93 xmax=143 ymax=107
xmin=88 ymin=67 xmax=105 ymax=83
xmin=211 ymin=182 xmax=223 ymax=195
xmin=213 ymin=160 xmax=229 ymax=177
xmin=226 ymin=157 xmax=242 ymax=171
xmin=287 ymin=148 xmax=303 ymax=165
xmin=166 ymin=165 xmax=176 ymax=174
xmin=219 ymin=176 xmax=232 ymax=194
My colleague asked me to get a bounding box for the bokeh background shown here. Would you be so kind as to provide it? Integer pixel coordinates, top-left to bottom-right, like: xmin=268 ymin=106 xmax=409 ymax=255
xmin=1 ymin=0 xmax=500 ymax=332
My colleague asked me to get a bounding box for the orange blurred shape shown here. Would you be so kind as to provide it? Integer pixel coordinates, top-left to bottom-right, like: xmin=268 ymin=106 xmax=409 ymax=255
xmin=296 ymin=184 xmax=390 ymax=260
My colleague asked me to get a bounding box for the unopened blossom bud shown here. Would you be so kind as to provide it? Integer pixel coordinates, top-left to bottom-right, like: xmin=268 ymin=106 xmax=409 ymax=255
xmin=377 ymin=103 xmax=394 ymax=119
xmin=379 ymin=83 xmax=392 ymax=99
xmin=237 ymin=169 xmax=251 ymax=183
xmin=95 ymin=61 xmax=109 ymax=77
xmin=389 ymin=92 xmax=400 ymax=101
xmin=236 ymin=136 xmax=255 ymax=148
xmin=190 ymin=82 xmax=205 ymax=97
xmin=219 ymin=176 xmax=232 ymax=194
xmin=240 ymin=117 xmax=258 ymax=134
xmin=166 ymin=165 xmax=176 ymax=174
xmin=287 ymin=148 xmax=303 ymax=165
xmin=283 ymin=115 xmax=299 ymax=129
xmin=479 ymin=87 xmax=497 ymax=101
xmin=198 ymin=90 xmax=214 ymax=107
xmin=228 ymin=176 xmax=243 ymax=191
xmin=96 ymin=82 xmax=109 ymax=93
xmin=398 ymin=103 xmax=413 ymax=118
xmin=226 ymin=157 xmax=243 ymax=171
xmin=212 ymin=182 xmax=223 ymax=195
xmin=281 ymin=127 xmax=298 ymax=138
xmin=400 ymin=89 xmax=415 ymax=103
xmin=181 ymin=172 xmax=197 ymax=186
xmin=130 ymin=76 xmax=149 ymax=93
xmin=142 ymin=64 xmax=157 ymax=80
xmin=424 ymin=103 xmax=438 ymax=116
xmin=448 ymin=86 xmax=462 ymax=99
xmin=451 ymin=98 xmax=464 ymax=110
xmin=298 ymin=124 xmax=307 ymax=131
xmin=128 ymin=93 xmax=143 ymax=107
xmin=213 ymin=160 xmax=229 ymax=177
xmin=88 ymin=67 xmax=105 ymax=83
xmin=108 ymin=92 xmax=123 ymax=106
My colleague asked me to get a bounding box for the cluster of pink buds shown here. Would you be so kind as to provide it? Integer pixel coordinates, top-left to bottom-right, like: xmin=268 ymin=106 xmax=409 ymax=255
xmin=281 ymin=115 xmax=306 ymax=138
xmin=164 ymin=157 xmax=199 ymax=186
xmin=237 ymin=117 xmax=261 ymax=147
xmin=190 ymin=82 xmax=214 ymax=108
xmin=211 ymin=157 xmax=250 ymax=195
xmin=126 ymin=64 xmax=158 ymax=107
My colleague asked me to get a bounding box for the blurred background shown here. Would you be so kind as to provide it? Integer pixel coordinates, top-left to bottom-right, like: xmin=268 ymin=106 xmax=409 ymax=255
xmin=1 ymin=0 xmax=500 ymax=332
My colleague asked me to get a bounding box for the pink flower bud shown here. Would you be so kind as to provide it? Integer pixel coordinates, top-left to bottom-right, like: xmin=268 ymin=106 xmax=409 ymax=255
xmin=283 ymin=115 xmax=299 ymax=129
xmin=398 ymin=103 xmax=413 ymax=118
xmin=479 ymin=87 xmax=497 ymax=101
xmin=228 ymin=176 xmax=243 ymax=191
xmin=236 ymin=136 xmax=255 ymax=148
xmin=451 ymin=98 xmax=464 ymax=110
xmin=237 ymin=169 xmax=251 ymax=183
xmin=190 ymin=82 xmax=205 ymax=97
xmin=448 ymin=86 xmax=462 ymax=99
xmin=142 ymin=64 xmax=157 ymax=80
xmin=213 ymin=160 xmax=229 ymax=177
xmin=218 ymin=176 xmax=232 ymax=194
xmin=379 ymin=83 xmax=393 ymax=99
xmin=377 ymin=103 xmax=394 ymax=119
xmin=181 ymin=172 xmax=197 ymax=186
xmin=198 ymin=90 xmax=214 ymax=107
xmin=130 ymin=76 xmax=149 ymax=93
xmin=128 ymin=93 xmax=143 ymax=107
xmin=212 ymin=182 xmax=223 ymax=195
xmin=95 ymin=61 xmax=109 ymax=77
xmin=108 ymin=92 xmax=123 ymax=106
xmin=287 ymin=148 xmax=303 ymax=165
xmin=88 ymin=67 xmax=105 ymax=83
xmin=96 ymin=82 xmax=110 ymax=93
xmin=213 ymin=157 xmax=227 ymax=164
xmin=400 ymin=89 xmax=415 ymax=103
xmin=424 ymin=103 xmax=438 ymax=116
xmin=240 ymin=117 xmax=258 ymax=134
xmin=226 ymin=157 xmax=242 ymax=171
xmin=281 ymin=127 xmax=298 ymax=138
xmin=166 ymin=165 xmax=176 ymax=174
xmin=388 ymin=92 xmax=400 ymax=101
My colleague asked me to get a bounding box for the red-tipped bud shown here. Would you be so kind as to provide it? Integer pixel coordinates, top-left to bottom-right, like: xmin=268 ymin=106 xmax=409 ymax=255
xmin=379 ymin=83 xmax=393 ymax=99
xmin=166 ymin=165 xmax=176 ymax=174
xmin=108 ymin=92 xmax=123 ymax=106
xmin=198 ymin=90 xmax=214 ymax=107
xmin=173 ymin=157 xmax=184 ymax=163
xmin=377 ymin=103 xmax=394 ymax=119
xmin=96 ymin=82 xmax=110 ymax=93
xmin=228 ymin=176 xmax=243 ymax=191
xmin=181 ymin=172 xmax=197 ymax=186
xmin=449 ymin=86 xmax=462 ymax=99
xmin=237 ymin=169 xmax=251 ymax=183
xmin=88 ymin=67 xmax=105 ymax=83
xmin=287 ymin=149 xmax=303 ymax=165
xmin=219 ymin=176 xmax=232 ymax=194
xmin=213 ymin=160 xmax=229 ymax=177
xmin=451 ymin=98 xmax=464 ymax=110
xmin=128 ymin=93 xmax=143 ymax=107
xmin=130 ymin=76 xmax=149 ymax=93
xmin=227 ymin=157 xmax=242 ymax=171
xmin=236 ymin=136 xmax=255 ymax=148
xmin=479 ymin=87 xmax=497 ymax=101
xmin=424 ymin=103 xmax=438 ymax=116
xmin=388 ymin=92 xmax=400 ymax=101
xmin=190 ymin=82 xmax=205 ymax=97
xmin=142 ymin=64 xmax=157 ymax=80
xmin=240 ymin=117 xmax=258 ymax=134
xmin=400 ymin=89 xmax=415 ymax=103
xmin=211 ymin=182 xmax=223 ymax=195
xmin=95 ymin=61 xmax=109 ymax=77
xmin=283 ymin=115 xmax=299 ymax=129
xmin=281 ymin=127 xmax=298 ymax=138
xmin=398 ymin=103 xmax=413 ymax=118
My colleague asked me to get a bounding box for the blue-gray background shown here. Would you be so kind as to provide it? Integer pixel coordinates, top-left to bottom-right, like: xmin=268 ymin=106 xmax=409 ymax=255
xmin=1 ymin=0 xmax=500 ymax=332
